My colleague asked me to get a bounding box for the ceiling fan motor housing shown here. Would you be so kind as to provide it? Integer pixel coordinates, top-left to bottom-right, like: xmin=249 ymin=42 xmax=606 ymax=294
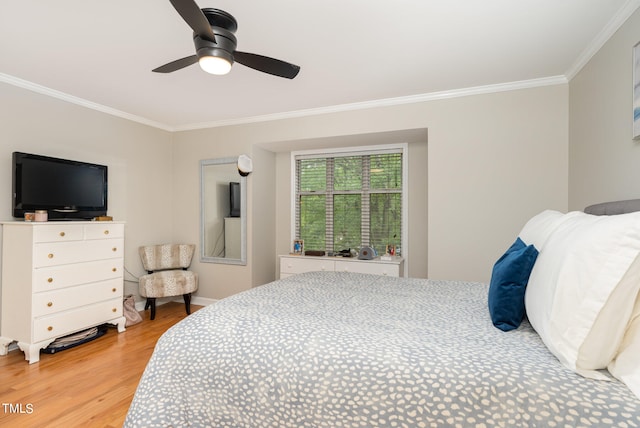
xmin=201 ymin=8 xmax=238 ymax=32
xmin=194 ymin=28 xmax=236 ymax=63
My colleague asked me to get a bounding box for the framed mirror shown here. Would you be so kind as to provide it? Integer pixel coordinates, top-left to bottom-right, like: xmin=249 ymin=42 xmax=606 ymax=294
xmin=200 ymin=157 xmax=247 ymax=265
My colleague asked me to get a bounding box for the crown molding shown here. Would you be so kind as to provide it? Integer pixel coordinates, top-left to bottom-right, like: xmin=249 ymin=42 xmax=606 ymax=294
xmin=174 ymin=76 xmax=568 ymax=131
xmin=565 ymin=0 xmax=640 ymax=80
xmin=2 ymin=70 xmax=567 ymax=133
xmin=0 ymin=73 xmax=173 ymax=131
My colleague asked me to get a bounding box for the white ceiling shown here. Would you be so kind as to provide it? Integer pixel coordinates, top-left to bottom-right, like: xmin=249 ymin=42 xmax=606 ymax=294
xmin=1 ymin=0 xmax=639 ymax=131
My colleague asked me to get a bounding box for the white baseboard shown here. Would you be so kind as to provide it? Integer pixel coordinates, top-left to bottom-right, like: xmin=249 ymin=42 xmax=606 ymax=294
xmin=186 ymin=296 xmax=218 ymax=307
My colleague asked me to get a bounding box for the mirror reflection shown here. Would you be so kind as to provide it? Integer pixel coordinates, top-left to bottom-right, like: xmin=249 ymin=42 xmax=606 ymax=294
xmin=200 ymin=157 xmax=247 ymax=265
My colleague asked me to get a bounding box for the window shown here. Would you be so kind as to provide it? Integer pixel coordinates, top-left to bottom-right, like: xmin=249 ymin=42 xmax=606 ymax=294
xmin=294 ymin=146 xmax=405 ymax=256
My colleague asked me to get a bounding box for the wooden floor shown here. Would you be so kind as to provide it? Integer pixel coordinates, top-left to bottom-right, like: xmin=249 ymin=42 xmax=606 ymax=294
xmin=0 ymin=302 xmax=201 ymax=428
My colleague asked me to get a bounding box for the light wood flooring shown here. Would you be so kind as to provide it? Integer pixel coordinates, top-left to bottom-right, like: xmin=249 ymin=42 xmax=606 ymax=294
xmin=0 ymin=301 xmax=201 ymax=427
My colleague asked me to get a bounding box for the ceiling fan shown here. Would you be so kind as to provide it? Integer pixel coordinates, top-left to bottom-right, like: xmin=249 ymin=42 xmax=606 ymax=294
xmin=153 ymin=0 xmax=300 ymax=79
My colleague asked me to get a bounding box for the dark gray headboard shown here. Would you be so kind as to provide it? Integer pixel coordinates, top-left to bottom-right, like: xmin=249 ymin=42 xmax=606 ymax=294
xmin=584 ymin=199 xmax=640 ymax=215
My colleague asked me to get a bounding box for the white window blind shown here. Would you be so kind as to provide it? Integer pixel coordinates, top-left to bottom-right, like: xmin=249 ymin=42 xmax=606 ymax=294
xmin=295 ymin=149 xmax=403 ymax=255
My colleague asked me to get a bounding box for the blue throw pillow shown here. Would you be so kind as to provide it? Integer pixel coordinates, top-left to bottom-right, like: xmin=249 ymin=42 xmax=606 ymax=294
xmin=488 ymin=237 xmax=539 ymax=331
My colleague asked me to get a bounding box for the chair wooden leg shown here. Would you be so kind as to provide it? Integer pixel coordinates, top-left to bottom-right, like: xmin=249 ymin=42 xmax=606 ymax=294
xmin=183 ymin=293 xmax=192 ymax=315
xmin=146 ymin=298 xmax=157 ymax=320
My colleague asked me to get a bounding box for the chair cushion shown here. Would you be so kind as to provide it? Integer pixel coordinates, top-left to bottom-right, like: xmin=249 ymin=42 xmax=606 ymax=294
xmin=139 ymin=270 xmax=198 ymax=298
xmin=139 ymin=244 xmax=195 ymax=271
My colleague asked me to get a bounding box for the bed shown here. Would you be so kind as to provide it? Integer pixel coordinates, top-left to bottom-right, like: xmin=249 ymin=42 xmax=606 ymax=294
xmin=125 ymin=202 xmax=640 ymax=427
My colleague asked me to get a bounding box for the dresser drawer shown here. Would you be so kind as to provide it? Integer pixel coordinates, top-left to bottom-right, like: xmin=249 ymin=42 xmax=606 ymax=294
xmin=33 ymin=297 xmax=123 ymax=342
xmin=33 ymin=278 xmax=123 ymax=317
xmin=34 ymin=239 xmax=124 ymax=267
xmin=335 ymin=260 xmax=401 ymax=277
xmin=84 ymin=223 xmax=124 ymax=240
xmin=33 ymin=224 xmax=85 ymax=243
xmin=281 ymin=257 xmax=335 ymax=274
xmin=34 ymin=259 xmax=123 ymax=292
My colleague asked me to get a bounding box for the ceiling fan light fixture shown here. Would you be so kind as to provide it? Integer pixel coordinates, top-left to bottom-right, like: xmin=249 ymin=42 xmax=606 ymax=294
xmin=198 ymin=55 xmax=232 ymax=75
xmin=155 ymin=1 xmax=300 ymax=78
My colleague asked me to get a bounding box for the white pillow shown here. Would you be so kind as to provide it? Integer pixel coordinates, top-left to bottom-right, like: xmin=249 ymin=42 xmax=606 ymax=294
xmin=518 ymin=210 xmax=572 ymax=249
xmin=608 ymin=293 xmax=640 ymax=400
xmin=525 ymin=211 xmax=640 ymax=379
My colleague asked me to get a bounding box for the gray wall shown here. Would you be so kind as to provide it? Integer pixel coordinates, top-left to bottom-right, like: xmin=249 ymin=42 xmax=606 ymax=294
xmin=267 ymin=86 xmax=568 ymax=283
xmin=0 ymin=81 xmax=174 ymax=299
xmin=173 ymin=83 xmax=568 ymax=287
xmin=569 ymin=8 xmax=640 ymax=209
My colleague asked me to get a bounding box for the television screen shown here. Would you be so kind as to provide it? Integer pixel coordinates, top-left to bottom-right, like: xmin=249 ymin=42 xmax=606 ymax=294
xmin=13 ymin=152 xmax=108 ymax=220
xmin=229 ymin=182 xmax=240 ymax=217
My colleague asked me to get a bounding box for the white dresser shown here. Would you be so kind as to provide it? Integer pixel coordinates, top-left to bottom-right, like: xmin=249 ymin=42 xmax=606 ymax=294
xmin=279 ymin=255 xmax=404 ymax=279
xmin=0 ymin=221 xmax=126 ymax=363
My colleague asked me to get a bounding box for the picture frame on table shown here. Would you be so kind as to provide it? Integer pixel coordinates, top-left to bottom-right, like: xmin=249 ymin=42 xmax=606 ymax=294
xmin=292 ymin=239 xmax=304 ymax=255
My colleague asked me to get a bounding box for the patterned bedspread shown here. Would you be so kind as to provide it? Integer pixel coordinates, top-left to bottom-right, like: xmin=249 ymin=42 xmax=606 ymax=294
xmin=125 ymin=272 xmax=640 ymax=427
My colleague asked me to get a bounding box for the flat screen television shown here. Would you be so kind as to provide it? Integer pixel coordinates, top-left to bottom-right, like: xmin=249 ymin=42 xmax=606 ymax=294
xmin=229 ymin=181 xmax=240 ymax=217
xmin=12 ymin=151 xmax=108 ymax=220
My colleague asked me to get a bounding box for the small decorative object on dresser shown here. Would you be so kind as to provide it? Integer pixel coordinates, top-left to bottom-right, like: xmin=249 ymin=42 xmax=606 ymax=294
xmin=358 ymin=246 xmax=376 ymax=260
xmin=292 ymin=239 xmax=304 ymax=255
xmin=0 ymin=221 xmax=127 ymax=363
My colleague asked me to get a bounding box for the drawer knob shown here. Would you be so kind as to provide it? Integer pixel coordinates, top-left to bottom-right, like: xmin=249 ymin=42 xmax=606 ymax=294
xmin=112 ymin=247 xmax=117 ymax=252
xmin=47 ymin=277 xmax=53 ymax=283
xmin=48 ymin=253 xmax=54 ymax=259
xmin=112 ymin=308 xmax=117 ymax=313
xmin=104 ymin=230 xmax=109 ymax=235
xmin=59 ymin=231 xmax=65 ymax=237
xmin=112 ymin=288 xmax=117 ymax=292
xmin=112 ymin=267 xmax=117 ymax=272
xmin=47 ymin=302 xmax=53 ymax=307
xmin=47 ymin=326 xmax=53 ymax=331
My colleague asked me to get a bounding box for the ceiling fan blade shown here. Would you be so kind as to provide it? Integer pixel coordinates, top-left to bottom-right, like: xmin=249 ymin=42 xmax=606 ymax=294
xmin=153 ymin=55 xmax=198 ymax=73
xmin=234 ymin=51 xmax=300 ymax=79
xmin=169 ymin=0 xmax=217 ymax=43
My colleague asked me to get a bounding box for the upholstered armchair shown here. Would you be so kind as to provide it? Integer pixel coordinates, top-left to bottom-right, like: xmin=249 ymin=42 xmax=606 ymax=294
xmin=138 ymin=244 xmax=198 ymax=320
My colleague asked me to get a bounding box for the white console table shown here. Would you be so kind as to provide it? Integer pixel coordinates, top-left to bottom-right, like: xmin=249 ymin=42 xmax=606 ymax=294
xmin=279 ymin=254 xmax=404 ymax=279
xmin=0 ymin=221 xmax=126 ymax=363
